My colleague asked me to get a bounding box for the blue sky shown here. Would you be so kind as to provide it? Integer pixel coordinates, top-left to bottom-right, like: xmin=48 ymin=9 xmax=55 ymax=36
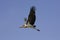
xmin=0 ymin=0 xmax=60 ymax=40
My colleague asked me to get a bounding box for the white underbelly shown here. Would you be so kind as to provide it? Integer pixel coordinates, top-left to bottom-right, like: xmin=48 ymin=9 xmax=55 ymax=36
xmin=24 ymin=24 xmax=33 ymax=28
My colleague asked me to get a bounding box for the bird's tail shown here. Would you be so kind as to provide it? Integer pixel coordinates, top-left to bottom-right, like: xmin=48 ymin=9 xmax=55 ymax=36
xmin=36 ymin=29 xmax=40 ymax=31
xmin=33 ymin=27 xmax=40 ymax=31
xmin=33 ymin=25 xmax=36 ymax=27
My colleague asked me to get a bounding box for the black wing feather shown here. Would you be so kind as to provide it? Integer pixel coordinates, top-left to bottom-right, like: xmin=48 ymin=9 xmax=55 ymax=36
xmin=27 ymin=6 xmax=36 ymax=25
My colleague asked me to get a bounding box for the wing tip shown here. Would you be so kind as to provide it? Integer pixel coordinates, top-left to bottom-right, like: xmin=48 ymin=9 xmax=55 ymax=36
xmin=31 ymin=6 xmax=36 ymax=11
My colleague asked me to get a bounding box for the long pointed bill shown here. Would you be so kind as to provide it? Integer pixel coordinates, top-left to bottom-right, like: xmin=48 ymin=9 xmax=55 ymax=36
xmin=19 ymin=25 xmax=27 ymax=28
xmin=19 ymin=26 xmax=23 ymax=28
xmin=19 ymin=26 xmax=24 ymax=28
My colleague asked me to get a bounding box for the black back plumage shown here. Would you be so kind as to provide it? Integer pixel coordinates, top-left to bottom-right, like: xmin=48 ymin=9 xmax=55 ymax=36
xmin=27 ymin=6 xmax=36 ymax=25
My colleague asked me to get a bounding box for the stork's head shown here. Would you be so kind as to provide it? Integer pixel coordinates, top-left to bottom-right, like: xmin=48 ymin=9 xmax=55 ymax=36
xmin=19 ymin=24 xmax=28 ymax=28
xmin=19 ymin=22 xmax=35 ymax=28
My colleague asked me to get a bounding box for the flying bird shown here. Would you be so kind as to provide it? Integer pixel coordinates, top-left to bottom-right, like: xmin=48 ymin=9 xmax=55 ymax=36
xmin=20 ymin=6 xmax=40 ymax=31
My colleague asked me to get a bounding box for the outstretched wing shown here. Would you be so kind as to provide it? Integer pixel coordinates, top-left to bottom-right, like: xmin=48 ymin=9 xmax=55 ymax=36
xmin=27 ymin=6 xmax=36 ymax=25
